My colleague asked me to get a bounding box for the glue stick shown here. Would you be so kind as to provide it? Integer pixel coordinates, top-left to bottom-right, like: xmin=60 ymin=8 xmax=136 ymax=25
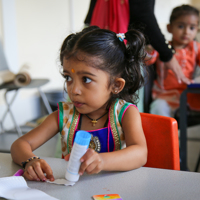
xmin=65 ymin=130 xmax=91 ymax=182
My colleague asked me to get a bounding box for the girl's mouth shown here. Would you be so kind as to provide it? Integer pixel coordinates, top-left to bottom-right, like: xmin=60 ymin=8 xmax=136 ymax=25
xmin=182 ymin=36 xmax=189 ymax=40
xmin=73 ymin=101 xmax=84 ymax=108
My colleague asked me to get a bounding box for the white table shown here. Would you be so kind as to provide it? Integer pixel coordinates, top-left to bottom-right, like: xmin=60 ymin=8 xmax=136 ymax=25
xmin=0 ymin=152 xmax=200 ymax=200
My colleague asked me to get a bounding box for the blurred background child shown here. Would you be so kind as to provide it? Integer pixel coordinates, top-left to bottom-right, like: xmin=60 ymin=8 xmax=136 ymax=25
xmin=146 ymin=4 xmax=200 ymax=117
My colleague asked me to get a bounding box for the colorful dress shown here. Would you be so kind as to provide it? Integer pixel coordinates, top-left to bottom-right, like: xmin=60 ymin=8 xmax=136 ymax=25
xmin=146 ymin=40 xmax=200 ymax=111
xmin=57 ymin=99 xmax=136 ymax=158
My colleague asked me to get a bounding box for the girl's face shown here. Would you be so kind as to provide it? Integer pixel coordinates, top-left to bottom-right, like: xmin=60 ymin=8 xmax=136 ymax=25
xmin=62 ymin=57 xmax=113 ymax=116
xmin=167 ymin=14 xmax=199 ymax=48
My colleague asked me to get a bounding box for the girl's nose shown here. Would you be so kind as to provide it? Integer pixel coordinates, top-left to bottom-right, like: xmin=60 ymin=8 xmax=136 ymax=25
xmin=71 ymin=81 xmax=81 ymax=95
xmin=184 ymin=27 xmax=190 ymax=34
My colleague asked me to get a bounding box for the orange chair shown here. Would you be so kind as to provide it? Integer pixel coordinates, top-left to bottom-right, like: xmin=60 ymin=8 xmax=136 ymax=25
xmin=140 ymin=113 xmax=180 ymax=170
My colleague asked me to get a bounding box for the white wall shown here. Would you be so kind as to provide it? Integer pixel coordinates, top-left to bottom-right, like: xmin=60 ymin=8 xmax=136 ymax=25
xmin=1 ymin=0 xmax=19 ymax=73
xmin=15 ymin=0 xmax=90 ymax=92
xmin=0 ymin=0 xmax=90 ymax=130
xmin=0 ymin=1 xmax=2 ymax=38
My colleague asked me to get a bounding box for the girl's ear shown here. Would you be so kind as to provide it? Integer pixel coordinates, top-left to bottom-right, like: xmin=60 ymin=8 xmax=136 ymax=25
xmin=112 ymin=78 xmax=125 ymax=94
xmin=167 ymin=24 xmax=172 ymax=33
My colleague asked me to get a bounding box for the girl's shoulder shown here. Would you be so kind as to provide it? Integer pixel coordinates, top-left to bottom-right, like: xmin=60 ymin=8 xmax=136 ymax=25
xmin=189 ymin=41 xmax=200 ymax=62
xmin=195 ymin=41 xmax=200 ymax=54
xmin=113 ymin=99 xmax=138 ymax=125
xmin=186 ymin=41 xmax=200 ymax=52
xmin=114 ymin=99 xmax=138 ymax=111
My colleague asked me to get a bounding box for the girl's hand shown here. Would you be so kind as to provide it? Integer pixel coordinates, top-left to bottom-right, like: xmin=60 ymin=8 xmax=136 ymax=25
xmin=145 ymin=44 xmax=154 ymax=54
xmin=64 ymin=154 xmax=70 ymax=161
xmin=23 ymin=159 xmax=54 ymax=182
xmin=164 ymin=56 xmax=192 ymax=84
xmin=79 ymin=148 xmax=104 ymax=175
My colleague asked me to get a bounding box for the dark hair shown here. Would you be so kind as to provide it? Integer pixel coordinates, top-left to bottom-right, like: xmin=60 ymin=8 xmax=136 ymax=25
xmin=170 ymin=4 xmax=199 ymax=23
xmin=60 ymin=26 xmax=146 ymax=106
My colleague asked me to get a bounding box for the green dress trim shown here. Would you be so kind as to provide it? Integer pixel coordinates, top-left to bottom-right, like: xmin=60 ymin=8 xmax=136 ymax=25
xmin=118 ymin=102 xmax=132 ymax=125
xmin=109 ymin=100 xmax=121 ymax=150
xmin=58 ymin=102 xmax=63 ymax=133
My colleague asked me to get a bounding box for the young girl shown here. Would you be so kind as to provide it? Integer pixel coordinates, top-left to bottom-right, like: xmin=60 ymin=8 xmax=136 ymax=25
xmin=11 ymin=26 xmax=147 ymax=182
xmin=146 ymin=4 xmax=200 ymax=117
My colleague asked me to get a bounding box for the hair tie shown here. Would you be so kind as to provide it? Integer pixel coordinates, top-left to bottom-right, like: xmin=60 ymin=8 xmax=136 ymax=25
xmin=116 ymin=33 xmax=125 ymax=42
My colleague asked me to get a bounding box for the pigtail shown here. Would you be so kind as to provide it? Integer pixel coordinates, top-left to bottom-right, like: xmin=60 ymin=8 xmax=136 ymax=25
xmin=120 ymin=29 xmax=146 ymax=104
xmin=125 ymin=29 xmax=146 ymax=62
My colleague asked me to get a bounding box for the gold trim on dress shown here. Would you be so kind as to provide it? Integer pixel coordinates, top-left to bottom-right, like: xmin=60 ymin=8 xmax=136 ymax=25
xmin=89 ymin=134 xmax=101 ymax=152
xmin=68 ymin=108 xmax=79 ymax=153
xmin=109 ymin=100 xmax=121 ymax=151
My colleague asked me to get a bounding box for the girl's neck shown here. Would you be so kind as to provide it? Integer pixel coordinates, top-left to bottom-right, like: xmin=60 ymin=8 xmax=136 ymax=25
xmin=171 ymin=40 xmax=188 ymax=50
xmin=78 ymin=101 xmax=110 ymax=130
xmin=85 ymin=101 xmax=109 ymax=120
xmin=80 ymin=113 xmax=108 ymax=131
xmin=85 ymin=109 xmax=108 ymax=120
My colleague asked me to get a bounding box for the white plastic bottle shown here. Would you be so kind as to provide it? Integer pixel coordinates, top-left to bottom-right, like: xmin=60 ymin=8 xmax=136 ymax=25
xmin=65 ymin=130 xmax=91 ymax=182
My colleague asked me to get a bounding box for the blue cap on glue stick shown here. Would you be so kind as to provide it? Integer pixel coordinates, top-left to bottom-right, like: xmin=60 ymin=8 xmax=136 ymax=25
xmin=74 ymin=130 xmax=91 ymax=146
xmin=65 ymin=130 xmax=91 ymax=182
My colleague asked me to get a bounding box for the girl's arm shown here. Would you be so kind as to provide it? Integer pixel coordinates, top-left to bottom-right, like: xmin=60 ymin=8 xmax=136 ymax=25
xmin=78 ymin=106 xmax=147 ymax=174
xmin=145 ymin=45 xmax=158 ymax=66
xmin=10 ymin=111 xmax=59 ymax=181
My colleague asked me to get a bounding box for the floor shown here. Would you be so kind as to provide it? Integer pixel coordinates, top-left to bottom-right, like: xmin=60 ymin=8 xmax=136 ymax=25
xmin=0 ymin=124 xmax=200 ymax=172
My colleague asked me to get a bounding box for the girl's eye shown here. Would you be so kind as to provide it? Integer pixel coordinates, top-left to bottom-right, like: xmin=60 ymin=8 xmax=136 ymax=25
xmin=178 ymin=25 xmax=184 ymax=29
xmin=65 ymin=75 xmax=72 ymax=82
xmin=190 ymin=26 xmax=195 ymax=30
xmin=83 ymin=77 xmax=92 ymax=83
